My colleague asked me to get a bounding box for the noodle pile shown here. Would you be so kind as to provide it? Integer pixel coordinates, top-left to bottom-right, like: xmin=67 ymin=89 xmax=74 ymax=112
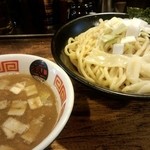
xmin=64 ymin=17 xmax=150 ymax=94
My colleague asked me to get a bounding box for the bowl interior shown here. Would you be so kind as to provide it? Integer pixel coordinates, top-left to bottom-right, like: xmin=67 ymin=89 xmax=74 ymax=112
xmin=0 ymin=54 xmax=74 ymax=150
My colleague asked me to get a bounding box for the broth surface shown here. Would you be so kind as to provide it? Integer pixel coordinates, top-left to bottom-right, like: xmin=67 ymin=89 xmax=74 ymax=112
xmin=0 ymin=73 xmax=58 ymax=150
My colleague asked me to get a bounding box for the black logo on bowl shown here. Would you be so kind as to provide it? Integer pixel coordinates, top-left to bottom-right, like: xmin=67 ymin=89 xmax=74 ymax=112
xmin=30 ymin=60 xmax=48 ymax=82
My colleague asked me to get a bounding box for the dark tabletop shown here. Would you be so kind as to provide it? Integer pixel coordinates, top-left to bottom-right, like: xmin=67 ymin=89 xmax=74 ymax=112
xmin=0 ymin=37 xmax=150 ymax=150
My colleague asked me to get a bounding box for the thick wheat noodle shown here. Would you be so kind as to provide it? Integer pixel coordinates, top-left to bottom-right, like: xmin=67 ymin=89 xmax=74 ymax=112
xmin=64 ymin=17 xmax=150 ymax=94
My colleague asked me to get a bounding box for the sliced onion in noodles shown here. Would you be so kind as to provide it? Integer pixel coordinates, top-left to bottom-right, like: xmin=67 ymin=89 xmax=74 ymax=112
xmin=85 ymin=50 xmax=129 ymax=68
xmin=126 ymin=55 xmax=141 ymax=83
xmin=121 ymin=36 xmax=136 ymax=44
xmin=122 ymin=81 xmax=149 ymax=93
xmin=141 ymin=54 xmax=150 ymax=78
xmin=137 ymin=82 xmax=150 ymax=94
xmin=112 ymin=43 xmax=124 ymax=54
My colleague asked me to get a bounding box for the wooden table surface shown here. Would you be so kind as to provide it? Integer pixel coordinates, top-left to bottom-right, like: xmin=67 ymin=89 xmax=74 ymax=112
xmin=0 ymin=37 xmax=150 ymax=150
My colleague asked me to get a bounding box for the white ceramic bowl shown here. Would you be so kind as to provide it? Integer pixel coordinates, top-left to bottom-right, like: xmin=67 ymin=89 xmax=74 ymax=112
xmin=0 ymin=54 xmax=74 ymax=150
